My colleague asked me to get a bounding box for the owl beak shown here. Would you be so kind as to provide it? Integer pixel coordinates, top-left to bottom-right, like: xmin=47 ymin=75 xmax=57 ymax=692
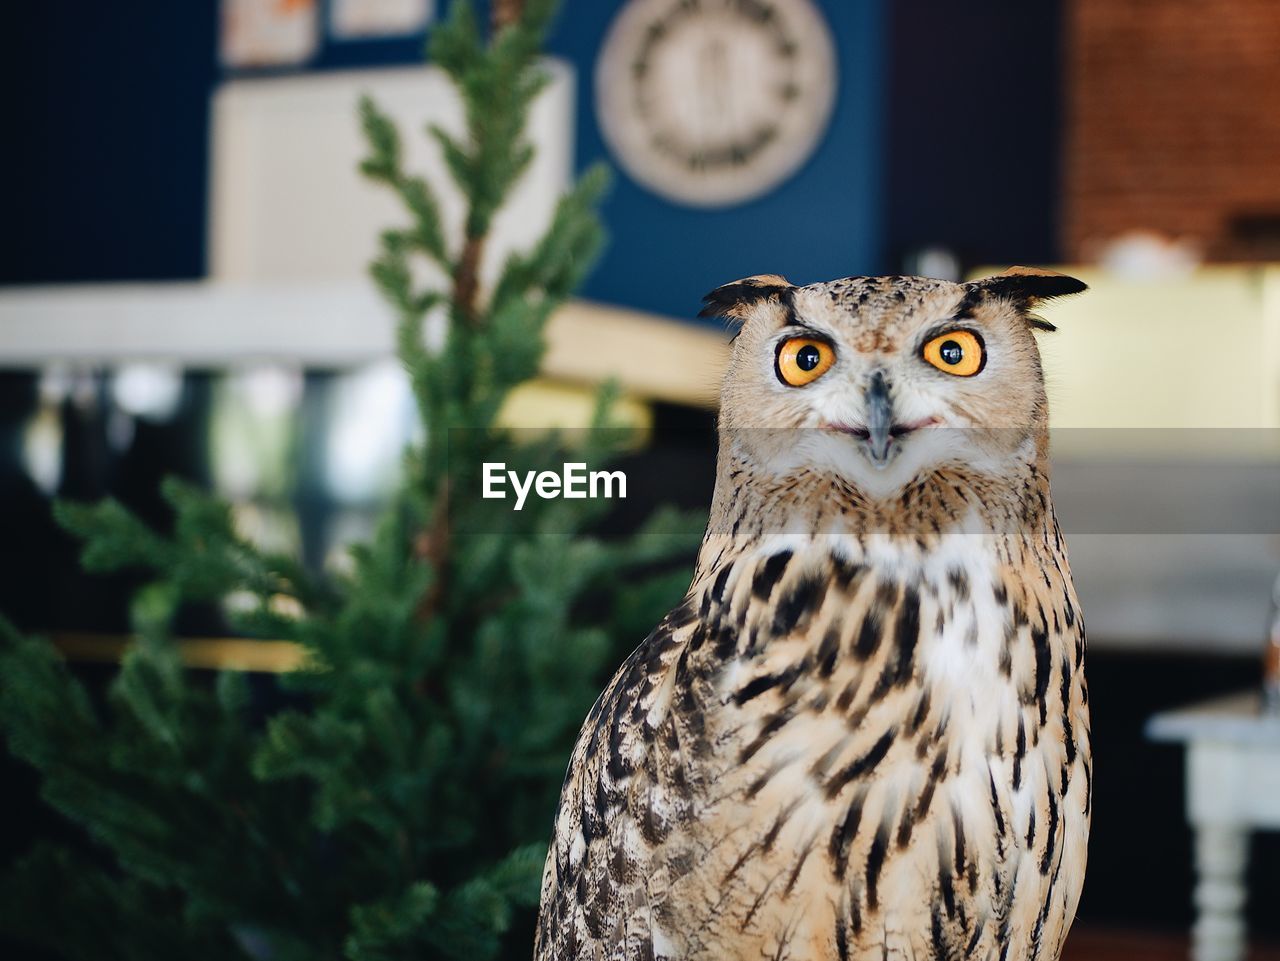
xmin=864 ymin=371 xmax=895 ymax=469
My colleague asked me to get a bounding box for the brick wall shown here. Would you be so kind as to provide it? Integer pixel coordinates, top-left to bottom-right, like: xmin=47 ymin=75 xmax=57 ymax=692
xmin=1063 ymin=0 xmax=1280 ymax=261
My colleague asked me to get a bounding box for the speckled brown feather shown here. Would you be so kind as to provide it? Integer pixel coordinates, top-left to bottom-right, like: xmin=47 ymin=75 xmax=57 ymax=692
xmin=536 ymin=271 xmax=1091 ymax=961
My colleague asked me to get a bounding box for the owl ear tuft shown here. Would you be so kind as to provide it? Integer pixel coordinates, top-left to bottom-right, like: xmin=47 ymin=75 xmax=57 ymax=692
xmin=971 ymin=266 xmax=1088 ymax=304
xmin=967 ymin=267 xmax=1087 ymax=333
xmin=698 ymin=274 xmax=794 ymax=323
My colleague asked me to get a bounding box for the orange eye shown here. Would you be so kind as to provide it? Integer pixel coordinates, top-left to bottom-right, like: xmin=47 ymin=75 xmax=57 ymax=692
xmin=922 ymin=329 xmax=985 ymax=377
xmin=776 ymin=337 xmax=836 ymax=387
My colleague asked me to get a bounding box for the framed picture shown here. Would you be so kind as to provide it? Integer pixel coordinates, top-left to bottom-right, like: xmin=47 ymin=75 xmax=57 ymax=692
xmin=330 ymin=0 xmax=433 ymax=40
xmin=221 ymin=0 xmax=320 ymax=69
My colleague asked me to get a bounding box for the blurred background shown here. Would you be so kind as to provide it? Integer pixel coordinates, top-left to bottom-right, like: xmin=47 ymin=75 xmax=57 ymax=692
xmin=1 ymin=1 xmax=1279 ymax=959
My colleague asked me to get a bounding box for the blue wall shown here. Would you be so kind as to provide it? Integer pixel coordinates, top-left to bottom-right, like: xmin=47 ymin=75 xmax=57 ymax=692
xmin=548 ymin=1 xmax=887 ymax=319
xmin=0 ymin=1 xmax=1065 ymax=321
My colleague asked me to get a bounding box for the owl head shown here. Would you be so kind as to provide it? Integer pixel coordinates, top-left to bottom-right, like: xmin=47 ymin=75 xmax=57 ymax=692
xmin=701 ymin=268 xmax=1087 ymax=498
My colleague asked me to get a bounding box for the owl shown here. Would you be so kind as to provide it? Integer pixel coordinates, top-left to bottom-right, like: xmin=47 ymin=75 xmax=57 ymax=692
xmin=535 ymin=268 xmax=1091 ymax=961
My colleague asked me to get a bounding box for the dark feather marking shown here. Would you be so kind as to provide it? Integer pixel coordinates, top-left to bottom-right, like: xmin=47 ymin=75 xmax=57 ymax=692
xmin=1030 ymin=879 xmax=1055 ymax=961
xmin=1014 ymin=715 xmax=1026 ymax=790
xmin=607 ymin=726 xmax=633 ymax=782
xmin=1028 ymin=925 xmax=1047 ymax=961
xmin=668 ymin=645 xmax=693 ymax=701
xmin=860 ymin=824 xmax=890 ymax=911
xmin=907 ymin=687 xmax=932 ymax=736
xmin=810 ymin=739 xmax=844 ymax=780
xmin=849 ymin=892 xmax=863 ymax=936
xmin=894 ymin=584 xmax=921 ymax=667
xmin=687 ymin=622 xmax=706 ymax=651
xmin=744 ymin=763 xmax=779 ymax=801
xmin=583 ymin=882 xmax=606 ymax=939
xmin=953 ymin=286 xmax=981 ymax=317
xmin=897 ymin=748 xmax=946 ymax=849
xmin=870 ymin=585 xmax=920 ymax=698
xmin=832 ymin=555 xmax=865 ymax=588
xmin=734 ymin=661 xmax=805 ymax=705
xmin=994 ymin=867 xmax=1019 ymax=955
xmin=817 ymin=628 xmax=840 ymax=677
xmin=711 ymin=563 xmax=734 ymax=604
xmin=865 ymin=820 xmax=891 ymax=910
xmin=713 ymin=621 xmax=738 ymax=661
xmin=915 ymin=717 xmax=944 ymax=760
xmin=829 ymin=789 xmax=867 ymax=868
xmin=1041 ymin=790 xmax=1060 ymax=875
xmin=964 ymin=918 xmax=988 ymax=957
xmin=1032 ymin=626 xmax=1051 ymax=724
xmin=752 ymin=550 xmax=792 ymax=600
xmin=853 ymin=602 xmax=886 ymax=660
xmin=939 ymin=853 xmax=957 ymax=919
xmin=989 ymin=770 xmax=1007 ymax=835
xmin=826 ymin=728 xmax=896 ymax=798
xmin=739 ymin=707 xmax=795 ymax=764
xmin=772 ymin=571 xmax=829 ymax=636
xmin=667 ymin=597 xmax=699 ymax=629
xmin=722 ymin=840 xmax=760 ymax=889
xmin=741 ymin=875 xmax=777 ymax=930
xmin=931 ymin=905 xmax=954 ymax=961
xmin=1061 ymin=655 xmax=1077 ymax=765
xmin=835 ymin=917 xmax=851 ymax=961
xmin=1013 ymin=602 xmax=1029 ymax=629
xmin=783 ymin=841 xmax=815 ymax=896
xmin=761 ymin=799 xmax=800 ymax=852
xmin=835 ymin=678 xmax=860 ymax=713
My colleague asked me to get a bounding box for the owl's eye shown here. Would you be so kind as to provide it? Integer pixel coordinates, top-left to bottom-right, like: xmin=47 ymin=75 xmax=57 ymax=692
xmin=776 ymin=337 xmax=835 ymax=387
xmin=922 ymin=329 xmax=985 ymax=377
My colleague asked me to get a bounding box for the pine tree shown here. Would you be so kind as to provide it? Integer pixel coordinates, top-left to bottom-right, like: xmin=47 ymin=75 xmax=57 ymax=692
xmin=0 ymin=3 xmax=698 ymax=958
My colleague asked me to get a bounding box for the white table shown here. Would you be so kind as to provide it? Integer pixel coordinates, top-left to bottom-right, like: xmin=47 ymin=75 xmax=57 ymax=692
xmin=1147 ymin=691 xmax=1280 ymax=961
